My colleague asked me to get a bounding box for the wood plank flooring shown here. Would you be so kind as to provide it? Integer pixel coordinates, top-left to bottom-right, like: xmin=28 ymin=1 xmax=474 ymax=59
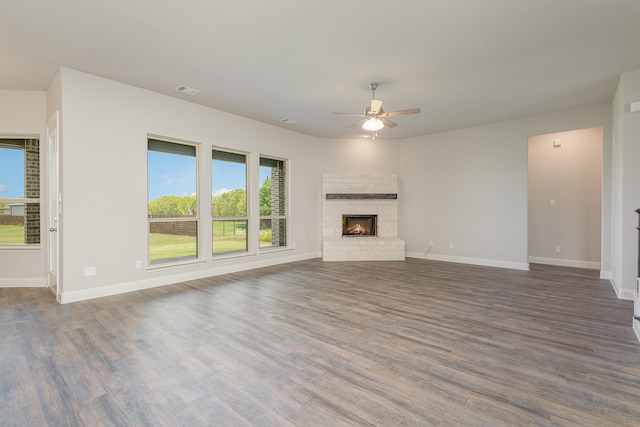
xmin=2 ymin=259 xmax=640 ymax=426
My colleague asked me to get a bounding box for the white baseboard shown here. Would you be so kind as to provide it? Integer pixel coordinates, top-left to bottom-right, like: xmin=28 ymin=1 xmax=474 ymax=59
xmin=600 ymin=270 xmax=612 ymax=280
xmin=60 ymin=251 xmax=321 ymax=304
xmin=406 ymin=252 xmax=529 ymax=271
xmin=609 ymin=277 xmax=622 ymax=298
xmin=0 ymin=277 xmax=48 ymax=287
xmin=527 ymin=256 xmax=600 ymax=270
xmin=620 ymin=290 xmax=636 ymax=301
xmin=607 ymin=277 xmax=635 ymax=301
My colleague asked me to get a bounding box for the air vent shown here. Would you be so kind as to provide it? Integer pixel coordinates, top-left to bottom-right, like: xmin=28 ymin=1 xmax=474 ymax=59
xmin=174 ymin=85 xmax=200 ymax=96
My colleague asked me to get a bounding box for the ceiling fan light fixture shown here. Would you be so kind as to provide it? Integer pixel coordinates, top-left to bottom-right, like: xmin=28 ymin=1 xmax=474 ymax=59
xmin=362 ymin=118 xmax=383 ymax=131
xmin=331 ymin=82 xmax=420 ymax=135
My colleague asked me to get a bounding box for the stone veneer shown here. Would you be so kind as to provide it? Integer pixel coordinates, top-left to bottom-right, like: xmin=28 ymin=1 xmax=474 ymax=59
xmin=322 ymin=174 xmax=405 ymax=261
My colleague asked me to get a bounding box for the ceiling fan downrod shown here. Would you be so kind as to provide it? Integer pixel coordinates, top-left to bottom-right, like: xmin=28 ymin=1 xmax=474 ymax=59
xmin=369 ymin=82 xmax=378 ymax=98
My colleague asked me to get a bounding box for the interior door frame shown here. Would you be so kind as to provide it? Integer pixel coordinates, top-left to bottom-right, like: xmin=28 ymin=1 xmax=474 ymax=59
xmin=47 ymin=111 xmax=61 ymax=301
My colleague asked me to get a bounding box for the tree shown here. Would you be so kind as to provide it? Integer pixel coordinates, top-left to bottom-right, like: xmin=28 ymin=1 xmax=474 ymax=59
xmin=212 ymin=189 xmax=246 ymax=217
xmin=259 ymin=176 xmax=271 ymax=216
xmin=147 ymin=178 xmax=271 ymax=218
xmin=148 ymin=195 xmax=196 ymax=217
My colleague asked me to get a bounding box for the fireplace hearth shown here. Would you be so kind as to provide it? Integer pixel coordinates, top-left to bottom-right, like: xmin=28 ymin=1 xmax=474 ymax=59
xmin=342 ymin=215 xmax=376 ymax=236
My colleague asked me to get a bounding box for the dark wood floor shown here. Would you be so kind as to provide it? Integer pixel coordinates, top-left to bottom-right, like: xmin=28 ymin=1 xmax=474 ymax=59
xmin=2 ymin=259 xmax=640 ymax=426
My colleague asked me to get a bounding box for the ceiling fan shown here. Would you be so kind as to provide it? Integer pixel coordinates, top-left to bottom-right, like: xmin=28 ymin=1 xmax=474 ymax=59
xmin=332 ymin=83 xmax=420 ymax=138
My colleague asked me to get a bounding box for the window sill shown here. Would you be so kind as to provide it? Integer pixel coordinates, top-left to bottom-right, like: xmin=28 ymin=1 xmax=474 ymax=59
xmin=212 ymin=251 xmax=255 ymax=261
xmin=0 ymin=245 xmax=42 ymax=252
xmin=259 ymin=246 xmax=293 ymax=254
xmin=146 ymin=258 xmax=206 ymax=271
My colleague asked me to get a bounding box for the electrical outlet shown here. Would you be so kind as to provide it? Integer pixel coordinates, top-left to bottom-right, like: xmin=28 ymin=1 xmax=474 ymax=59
xmin=135 ymin=260 xmax=142 ymax=269
xmin=554 ymin=245 xmax=560 ymax=253
xmin=84 ymin=266 xmax=96 ymax=276
xmin=449 ymin=242 xmax=454 ymax=249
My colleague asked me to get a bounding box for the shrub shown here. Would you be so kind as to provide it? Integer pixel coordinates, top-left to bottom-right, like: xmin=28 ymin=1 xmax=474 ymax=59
xmin=259 ymin=229 xmax=272 ymax=242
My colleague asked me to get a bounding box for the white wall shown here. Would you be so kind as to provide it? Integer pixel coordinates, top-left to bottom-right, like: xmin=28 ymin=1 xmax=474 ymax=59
xmin=398 ymin=104 xmax=612 ymax=272
xmin=2 ymin=70 xmax=624 ymax=304
xmin=0 ymin=90 xmax=48 ymax=286
xmin=528 ymin=127 xmax=602 ymax=269
xmin=317 ymin=138 xmax=400 ymax=175
xmin=56 ymin=68 xmax=324 ymax=302
xmin=611 ymin=68 xmax=640 ymax=301
xmin=310 ymin=137 xmax=400 ymax=211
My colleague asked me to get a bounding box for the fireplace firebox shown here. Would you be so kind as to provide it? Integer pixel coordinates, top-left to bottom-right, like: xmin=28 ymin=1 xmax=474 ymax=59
xmin=342 ymin=215 xmax=377 ymax=236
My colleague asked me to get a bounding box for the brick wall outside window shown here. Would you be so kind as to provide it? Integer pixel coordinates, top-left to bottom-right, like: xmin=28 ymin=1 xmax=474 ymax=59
xmin=270 ymin=163 xmax=286 ymax=246
xmin=24 ymin=139 xmax=40 ymax=244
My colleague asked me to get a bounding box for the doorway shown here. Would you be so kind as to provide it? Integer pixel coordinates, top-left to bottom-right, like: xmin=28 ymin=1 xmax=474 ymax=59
xmin=527 ymin=127 xmax=603 ymax=270
xmin=47 ymin=112 xmax=60 ymax=300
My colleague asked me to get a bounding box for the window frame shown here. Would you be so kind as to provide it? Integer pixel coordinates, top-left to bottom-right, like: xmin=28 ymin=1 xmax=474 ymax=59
xmin=147 ymin=136 xmax=200 ymax=267
xmin=0 ymin=137 xmax=41 ymax=249
xmin=259 ymin=155 xmax=288 ymax=251
xmin=211 ymin=147 xmax=250 ymax=257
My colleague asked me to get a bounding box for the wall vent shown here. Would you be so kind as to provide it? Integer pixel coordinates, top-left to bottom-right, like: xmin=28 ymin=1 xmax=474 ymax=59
xmin=174 ymin=85 xmax=200 ymax=96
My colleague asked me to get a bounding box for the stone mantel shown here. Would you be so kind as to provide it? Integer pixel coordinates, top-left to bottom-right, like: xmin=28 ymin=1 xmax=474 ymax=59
xmin=325 ymin=193 xmax=398 ymax=200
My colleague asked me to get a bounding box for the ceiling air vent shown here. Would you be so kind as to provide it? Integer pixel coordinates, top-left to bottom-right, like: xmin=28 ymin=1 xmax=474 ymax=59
xmin=174 ymin=85 xmax=200 ymax=96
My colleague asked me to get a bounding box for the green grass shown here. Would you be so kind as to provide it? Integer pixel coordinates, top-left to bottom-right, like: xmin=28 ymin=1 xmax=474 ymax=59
xmin=2 ymin=223 xmax=273 ymax=256
xmin=213 ymin=220 xmax=247 ymax=254
xmin=0 ymin=224 xmax=25 ymax=245
xmin=149 ymin=233 xmax=197 ymax=262
xmin=259 ymin=229 xmax=273 ymax=248
xmin=213 ymin=234 xmax=247 ymax=253
xmin=151 ymin=225 xmax=273 ymax=262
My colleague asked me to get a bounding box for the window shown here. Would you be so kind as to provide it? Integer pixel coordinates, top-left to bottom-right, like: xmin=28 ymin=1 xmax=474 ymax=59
xmin=0 ymin=139 xmax=40 ymax=246
xmin=147 ymin=138 xmax=198 ymax=265
xmin=259 ymin=156 xmax=287 ymax=249
xmin=212 ymin=149 xmax=248 ymax=255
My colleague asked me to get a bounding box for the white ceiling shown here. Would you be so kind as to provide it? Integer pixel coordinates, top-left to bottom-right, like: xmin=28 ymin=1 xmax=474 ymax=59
xmin=1 ymin=0 xmax=639 ymax=139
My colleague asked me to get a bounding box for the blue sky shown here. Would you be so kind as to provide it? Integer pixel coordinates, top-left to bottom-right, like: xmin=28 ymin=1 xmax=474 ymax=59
xmin=0 ymin=147 xmax=24 ymax=199
xmin=1 ymin=148 xmax=270 ymax=201
xmin=148 ymin=151 xmax=197 ymax=201
xmin=148 ymin=152 xmax=271 ymax=201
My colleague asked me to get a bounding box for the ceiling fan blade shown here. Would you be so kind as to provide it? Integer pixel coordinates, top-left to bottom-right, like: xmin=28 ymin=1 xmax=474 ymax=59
xmin=347 ymin=119 xmax=368 ymax=128
xmin=380 ymin=117 xmax=397 ymax=128
xmin=370 ymin=99 xmax=383 ymax=115
xmin=332 ymin=112 xmax=367 ymax=117
xmin=382 ymin=108 xmax=421 ymax=117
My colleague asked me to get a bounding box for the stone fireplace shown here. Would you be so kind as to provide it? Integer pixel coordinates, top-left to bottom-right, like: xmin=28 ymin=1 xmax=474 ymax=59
xmin=322 ymin=174 xmax=405 ymax=261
